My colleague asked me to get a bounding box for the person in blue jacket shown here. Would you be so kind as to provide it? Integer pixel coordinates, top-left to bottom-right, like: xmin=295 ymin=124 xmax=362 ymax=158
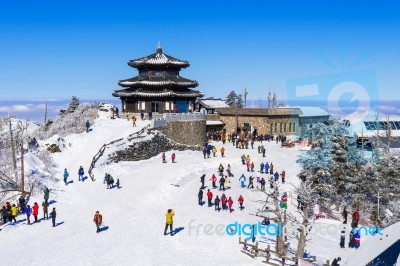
xmin=274 ymin=171 xmax=280 ymax=182
xmin=63 ymin=169 xmax=69 ymax=185
xmin=265 ymin=163 xmax=270 ymax=173
xmin=24 ymin=205 xmax=31 ymax=225
xmin=239 ymin=174 xmax=246 ymax=188
xmin=78 ymin=166 xmax=84 ymax=181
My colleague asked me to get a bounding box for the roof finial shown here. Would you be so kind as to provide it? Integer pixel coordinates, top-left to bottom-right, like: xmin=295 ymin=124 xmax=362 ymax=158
xmin=156 ymin=41 xmax=162 ymax=53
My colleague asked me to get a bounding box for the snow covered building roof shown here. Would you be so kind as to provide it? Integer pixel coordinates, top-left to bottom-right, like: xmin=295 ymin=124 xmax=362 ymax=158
xmin=344 ymin=222 xmax=400 ymax=265
xmin=214 ymin=107 xmax=302 ymax=116
xmin=127 ymin=43 xmax=190 ymax=69
xmin=348 ymin=113 xmax=400 ymax=138
xmin=118 ymin=74 xmax=198 ymax=88
xmin=297 ymin=107 xmax=330 ymax=117
xmin=197 ymin=98 xmax=229 ymax=109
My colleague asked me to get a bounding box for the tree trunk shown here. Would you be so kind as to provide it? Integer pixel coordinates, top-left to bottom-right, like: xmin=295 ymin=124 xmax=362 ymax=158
xmin=296 ymin=204 xmax=309 ymax=258
xmin=21 ymin=143 xmax=25 ymax=197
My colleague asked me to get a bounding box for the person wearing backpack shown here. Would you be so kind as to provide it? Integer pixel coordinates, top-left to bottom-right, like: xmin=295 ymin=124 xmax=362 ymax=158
xmin=63 ymin=169 xmax=69 ymax=185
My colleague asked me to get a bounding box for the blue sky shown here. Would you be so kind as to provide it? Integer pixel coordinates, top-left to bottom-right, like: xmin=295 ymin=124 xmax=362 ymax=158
xmin=0 ymin=0 xmax=399 ymax=102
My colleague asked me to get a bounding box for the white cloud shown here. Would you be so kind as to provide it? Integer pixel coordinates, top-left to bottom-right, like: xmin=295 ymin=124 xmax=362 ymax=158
xmin=0 ymin=104 xmax=48 ymax=113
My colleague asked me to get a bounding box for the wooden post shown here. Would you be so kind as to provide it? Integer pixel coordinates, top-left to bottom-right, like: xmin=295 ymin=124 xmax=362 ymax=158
xmin=254 ymin=241 xmax=258 ymax=257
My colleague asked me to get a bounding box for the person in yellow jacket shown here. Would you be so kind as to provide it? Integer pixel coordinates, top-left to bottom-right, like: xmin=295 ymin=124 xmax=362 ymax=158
xmin=164 ymin=209 xmax=175 ymax=236
xmin=11 ymin=204 xmax=18 ymax=223
xmin=212 ymin=147 xmax=217 ymax=157
xmin=246 ymin=155 xmax=251 ymax=163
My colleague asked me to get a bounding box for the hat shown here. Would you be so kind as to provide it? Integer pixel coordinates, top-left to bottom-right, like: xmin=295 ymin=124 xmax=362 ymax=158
xmin=96 ymin=211 xmax=99 ymax=213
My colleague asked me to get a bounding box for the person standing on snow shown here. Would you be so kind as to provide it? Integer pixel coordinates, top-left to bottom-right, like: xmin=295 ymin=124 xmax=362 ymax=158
xmin=342 ymin=207 xmax=348 ymax=224
xmin=239 ymin=174 xmax=246 ymax=188
xmin=219 ymin=176 xmax=226 ymax=191
xmin=63 ymin=169 xmax=69 ymax=185
xmin=256 ymin=171 xmax=261 ymax=183
xmin=116 ymin=179 xmax=120 ymax=189
xmin=220 ymin=147 xmax=225 ymax=157
xmin=340 ymin=228 xmax=345 ymax=248
xmin=269 ymin=163 xmax=274 ymax=175
xmin=11 ymin=204 xmax=17 ymax=223
xmin=93 ymin=211 xmax=103 ymax=233
xmin=214 ymin=196 xmax=220 ymax=211
xmin=24 ymin=205 xmax=31 ymax=225
xmin=354 ymin=230 xmax=361 ymax=249
xmin=207 ymin=189 xmax=213 ymax=207
xmin=32 ymin=202 xmax=39 ymax=223
xmin=78 ymin=166 xmax=84 ymax=182
xmin=164 ymin=209 xmax=175 ymax=236
xmin=260 ymin=162 xmax=264 ymax=174
xmin=202 ymin=147 xmax=207 ymax=159
xmin=103 ymin=173 xmax=109 ymax=184
xmin=162 ymin=153 xmax=166 ymax=163
xmin=225 ymin=176 xmax=231 ymax=189
xmin=132 ymin=116 xmax=136 ymax=127
xmin=238 ymin=195 xmax=244 ymax=210
xmin=281 ymin=170 xmax=286 ymax=184
xmin=44 ymin=187 xmax=50 ymax=203
xmin=210 ymin=174 xmax=217 ymax=189
xmin=227 ymin=197 xmax=234 ymax=213
xmin=212 ymin=146 xmax=217 ymax=157
xmin=227 ymin=164 xmax=233 ymax=177
xmin=221 ymin=194 xmax=227 ymax=210
xmin=218 ymin=163 xmax=224 ymax=176
xmin=198 ymin=189 xmax=203 ymax=205
xmin=50 ymin=208 xmax=57 ymax=227
xmin=85 ymin=120 xmax=90 ymax=133
xmin=264 ymin=162 xmax=269 ymax=174
xmin=274 ymin=171 xmax=280 ymax=182
xmin=42 ymin=201 xmax=49 ymax=220
xmin=171 ymin=153 xmax=176 ymax=163
xmin=250 ymin=162 xmax=254 ymax=172
xmin=260 ymin=177 xmax=266 ymax=191
xmin=18 ymin=196 xmax=26 ymax=213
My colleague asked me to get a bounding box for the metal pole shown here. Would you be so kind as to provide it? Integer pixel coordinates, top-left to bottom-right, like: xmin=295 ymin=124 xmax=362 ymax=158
xmin=377 ymin=191 xmax=380 ymax=222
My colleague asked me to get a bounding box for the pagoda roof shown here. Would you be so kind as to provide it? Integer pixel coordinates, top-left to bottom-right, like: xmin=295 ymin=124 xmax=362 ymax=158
xmin=112 ymin=88 xmax=204 ymax=98
xmin=128 ymin=44 xmax=190 ymax=68
xmin=118 ymin=75 xmax=198 ymax=88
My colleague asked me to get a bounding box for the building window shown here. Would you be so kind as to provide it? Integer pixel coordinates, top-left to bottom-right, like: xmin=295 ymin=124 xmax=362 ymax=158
xmin=293 ymin=123 xmax=296 ymax=132
xmin=165 ymin=102 xmax=170 ymax=111
xmin=274 ymin=123 xmax=277 ymax=133
xmin=279 ymin=123 xmax=282 ymax=133
xmin=289 ymin=123 xmax=292 ymax=132
xmin=137 ymin=101 xmax=146 ymax=111
xmin=270 ymin=124 xmax=273 ymax=134
xmin=284 ymin=123 xmax=287 ymax=133
xmin=152 ymin=101 xmax=160 ymax=112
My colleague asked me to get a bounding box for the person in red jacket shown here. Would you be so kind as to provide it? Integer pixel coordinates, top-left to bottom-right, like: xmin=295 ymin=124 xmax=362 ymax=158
xmin=281 ymin=170 xmax=286 ymax=184
xmin=210 ymin=174 xmax=217 ymax=189
xmin=207 ymin=189 xmax=213 ymax=207
xmin=227 ymin=197 xmax=234 ymax=213
xmin=31 ymin=202 xmax=39 ymax=223
xmin=221 ymin=194 xmax=227 ymax=210
xmin=171 ymin=153 xmax=176 ymax=163
xmin=238 ymin=195 xmax=244 ymax=211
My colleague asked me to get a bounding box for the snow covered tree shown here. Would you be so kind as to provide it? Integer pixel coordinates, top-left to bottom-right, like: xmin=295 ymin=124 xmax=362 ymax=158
xmin=59 ymin=96 xmax=80 ymax=116
xmin=225 ymin=90 xmax=243 ymax=108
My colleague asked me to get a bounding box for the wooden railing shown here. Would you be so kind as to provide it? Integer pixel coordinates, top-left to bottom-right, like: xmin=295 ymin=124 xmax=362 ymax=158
xmin=88 ymin=124 xmax=150 ymax=181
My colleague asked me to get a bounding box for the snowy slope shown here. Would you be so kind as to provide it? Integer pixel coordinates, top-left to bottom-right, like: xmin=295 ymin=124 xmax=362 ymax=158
xmin=0 ymin=115 xmax=371 ymax=265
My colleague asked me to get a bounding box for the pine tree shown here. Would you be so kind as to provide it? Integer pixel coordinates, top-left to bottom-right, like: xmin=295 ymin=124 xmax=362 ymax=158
xmin=225 ymin=90 xmax=243 ymax=108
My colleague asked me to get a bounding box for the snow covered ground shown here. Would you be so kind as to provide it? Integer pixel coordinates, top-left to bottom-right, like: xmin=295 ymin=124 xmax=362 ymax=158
xmin=0 ymin=114 xmax=378 ymax=265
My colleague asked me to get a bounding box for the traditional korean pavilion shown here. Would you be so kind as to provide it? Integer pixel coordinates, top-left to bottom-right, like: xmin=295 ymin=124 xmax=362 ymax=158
xmin=112 ymin=43 xmax=203 ymax=114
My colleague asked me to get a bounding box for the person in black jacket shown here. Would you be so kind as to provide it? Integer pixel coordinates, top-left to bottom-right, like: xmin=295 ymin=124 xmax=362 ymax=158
xmin=50 ymin=208 xmax=57 ymax=227
xmin=19 ymin=196 xmax=26 ymax=213
xmin=214 ymin=196 xmax=220 ymax=211
xmin=331 ymin=257 xmax=341 ymax=266
xmin=219 ymin=176 xmax=225 ymax=191
xmin=200 ymin=174 xmax=205 ymax=188
xmin=342 ymin=207 xmax=348 ymax=224
xmin=198 ymin=189 xmax=203 ymax=205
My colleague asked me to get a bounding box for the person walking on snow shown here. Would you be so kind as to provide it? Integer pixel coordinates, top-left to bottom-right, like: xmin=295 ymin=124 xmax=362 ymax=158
xmin=248 ymin=176 xmax=254 ymax=189
xmin=211 ymin=174 xmax=217 ymax=189
xmin=239 ymin=174 xmax=246 ymax=188
xmin=241 ymin=154 xmax=246 ymax=165
xmin=171 ymin=153 xmax=176 ymax=163
xmin=164 ymin=209 xmax=175 ymax=236
xmin=116 ymin=179 xmax=120 ymax=189
xmin=214 ymin=196 xmax=220 ymax=211
xmin=162 ymin=153 xmax=166 ymax=163
xmin=220 ymin=147 xmax=225 ymax=157
xmin=78 ymin=166 xmax=84 ymax=181
xmin=32 ymin=202 xmax=39 ymax=223
xmin=238 ymin=195 xmax=244 ymax=210
xmin=103 ymin=173 xmax=109 ymax=184
xmin=200 ymin=174 xmax=205 ymax=188
xmin=227 ymin=164 xmax=233 ymax=177
xmin=218 ymin=163 xmax=224 ymax=176
xmin=260 ymin=162 xmax=264 ymax=174
xmin=269 ymin=163 xmax=274 ymax=175
xmin=85 ymin=120 xmax=90 ymax=133
xmin=132 ymin=116 xmax=136 ymax=127
xmin=24 ymin=205 xmax=31 ymax=225
xmin=221 ymin=194 xmax=227 ymax=210
xmin=227 ymin=197 xmax=234 ymax=213
xmin=207 ymin=189 xmax=213 ymax=207
xmin=63 ymin=169 xmax=69 ymax=185
xmin=50 ymin=207 xmax=57 ymax=227
xmin=93 ymin=211 xmax=103 ymax=233
xmin=260 ymin=178 xmax=266 ymax=191
xmin=246 ymin=161 xmax=250 ymax=172
xmin=198 ymin=189 xmax=203 ymax=205
xmin=281 ymin=170 xmax=286 ymax=184
xmin=42 ymin=201 xmax=49 ymax=220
